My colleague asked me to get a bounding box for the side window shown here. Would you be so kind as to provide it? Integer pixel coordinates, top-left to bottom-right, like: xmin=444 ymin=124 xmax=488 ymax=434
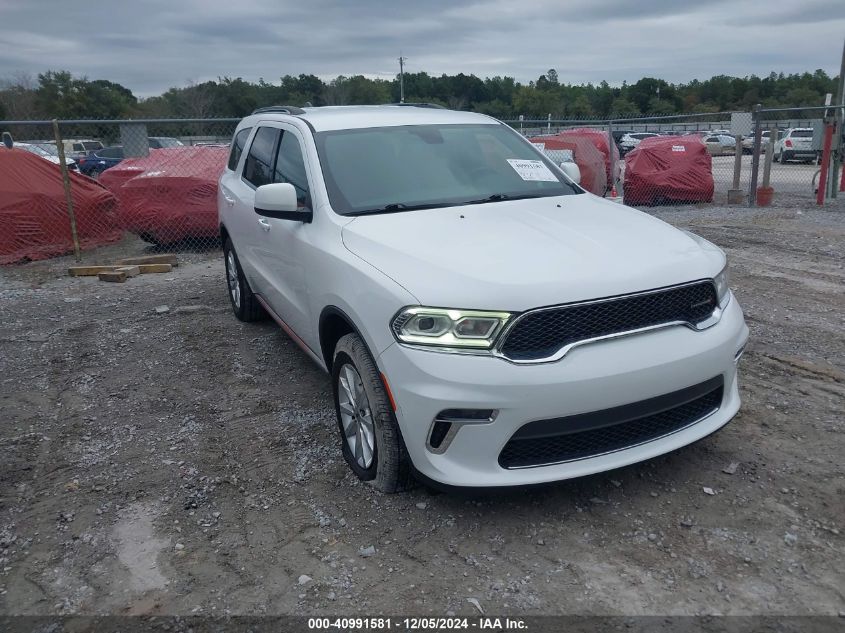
xmin=73 ymin=143 xmax=84 ymax=152
xmin=242 ymin=126 xmax=279 ymax=188
xmin=273 ymin=132 xmax=310 ymax=207
xmin=227 ymin=127 xmax=252 ymax=171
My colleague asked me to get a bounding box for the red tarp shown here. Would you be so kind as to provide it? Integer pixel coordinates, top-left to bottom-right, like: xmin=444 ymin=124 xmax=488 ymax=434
xmin=529 ymin=135 xmax=607 ymax=196
xmin=0 ymin=149 xmax=121 ymax=265
xmin=111 ymin=146 xmax=228 ymax=244
xmin=623 ymin=135 xmax=714 ymax=206
xmin=98 ymin=147 xmax=193 ymax=193
xmin=556 ymin=128 xmax=619 ymax=187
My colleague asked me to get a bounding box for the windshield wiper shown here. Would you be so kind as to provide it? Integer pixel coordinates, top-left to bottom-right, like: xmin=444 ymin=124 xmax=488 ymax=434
xmin=461 ymin=192 xmax=549 ymax=205
xmin=347 ymin=202 xmax=447 ymax=216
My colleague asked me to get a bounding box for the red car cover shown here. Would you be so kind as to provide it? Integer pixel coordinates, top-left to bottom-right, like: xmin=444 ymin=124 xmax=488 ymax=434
xmin=0 ymin=149 xmax=121 ymax=265
xmin=623 ymin=135 xmax=714 ymax=206
xmin=114 ymin=146 xmax=228 ymax=244
xmin=556 ymin=128 xmax=619 ymax=186
xmin=529 ymin=135 xmax=606 ymax=196
xmin=99 ymin=147 xmax=197 ymax=194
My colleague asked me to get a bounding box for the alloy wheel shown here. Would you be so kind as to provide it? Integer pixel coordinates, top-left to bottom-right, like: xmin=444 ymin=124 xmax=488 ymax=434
xmin=226 ymin=251 xmax=241 ymax=309
xmin=337 ymin=364 xmax=375 ymax=469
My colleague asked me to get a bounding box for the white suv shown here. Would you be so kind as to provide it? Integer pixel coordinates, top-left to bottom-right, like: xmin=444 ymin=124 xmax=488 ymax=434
xmin=774 ymin=128 xmax=818 ymax=163
xmin=218 ymin=104 xmax=748 ymax=492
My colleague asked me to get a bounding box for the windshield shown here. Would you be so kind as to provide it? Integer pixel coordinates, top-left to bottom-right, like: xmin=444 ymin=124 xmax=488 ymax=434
xmin=791 ymin=129 xmax=812 ymax=138
xmin=18 ymin=144 xmax=51 ymax=158
xmin=314 ymin=123 xmax=581 ymax=215
xmin=82 ymin=141 xmax=103 ymax=150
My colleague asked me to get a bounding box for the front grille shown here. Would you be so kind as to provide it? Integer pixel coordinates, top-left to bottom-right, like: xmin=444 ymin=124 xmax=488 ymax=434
xmin=498 ymin=281 xmax=718 ymax=361
xmin=499 ymin=376 xmax=723 ymax=469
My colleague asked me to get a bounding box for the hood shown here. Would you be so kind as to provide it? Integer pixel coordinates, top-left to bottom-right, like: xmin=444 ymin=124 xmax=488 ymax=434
xmin=341 ymin=194 xmax=724 ymax=311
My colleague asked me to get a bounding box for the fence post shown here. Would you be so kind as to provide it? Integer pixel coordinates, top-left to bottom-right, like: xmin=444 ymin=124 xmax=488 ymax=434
xmin=607 ymin=120 xmax=615 ymax=187
xmin=727 ymin=135 xmax=744 ymax=204
xmin=52 ymin=119 xmax=81 ymax=262
xmin=747 ymin=104 xmax=762 ymax=207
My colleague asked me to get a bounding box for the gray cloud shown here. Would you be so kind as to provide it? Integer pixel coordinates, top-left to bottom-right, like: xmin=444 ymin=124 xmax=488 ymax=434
xmin=1 ymin=0 xmax=842 ymax=97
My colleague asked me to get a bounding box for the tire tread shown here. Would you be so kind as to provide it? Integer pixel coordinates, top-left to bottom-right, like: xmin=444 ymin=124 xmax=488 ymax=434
xmin=334 ymin=333 xmax=414 ymax=493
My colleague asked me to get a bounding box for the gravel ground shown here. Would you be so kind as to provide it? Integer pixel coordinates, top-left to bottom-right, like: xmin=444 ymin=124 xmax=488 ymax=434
xmin=0 ymin=197 xmax=843 ymax=617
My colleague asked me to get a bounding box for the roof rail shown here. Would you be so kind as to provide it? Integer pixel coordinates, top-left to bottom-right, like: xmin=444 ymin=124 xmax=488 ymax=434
xmin=251 ymin=105 xmax=307 ymax=115
xmin=391 ymin=102 xmax=447 ymax=109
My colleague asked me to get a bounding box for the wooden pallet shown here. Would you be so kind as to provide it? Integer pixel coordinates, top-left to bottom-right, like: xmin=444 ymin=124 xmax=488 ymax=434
xmin=68 ymin=254 xmax=176 ymax=283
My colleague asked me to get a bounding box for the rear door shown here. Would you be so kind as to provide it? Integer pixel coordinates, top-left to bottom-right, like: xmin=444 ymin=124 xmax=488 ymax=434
xmin=219 ymin=126 xmax=256 ymax=273
xmin=222 ymin=125 xmax=275 ymax=285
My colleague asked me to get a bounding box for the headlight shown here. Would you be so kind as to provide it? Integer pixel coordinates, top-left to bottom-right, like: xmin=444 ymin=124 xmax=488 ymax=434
xmin=391 ymin=307 xmax=512 ymax=349
xmin=713 ymin=264 xmax=730 ymax=307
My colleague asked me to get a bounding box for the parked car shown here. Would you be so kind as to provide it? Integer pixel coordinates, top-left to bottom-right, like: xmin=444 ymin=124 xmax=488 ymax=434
xmin=148 ymin=137 xmax=184 ymax=149
xmin=618 ymin=132 xmax=660 ymax=156
xmin=774 ymin=128 xmax=817 ymax=163
xmin=14 ymin=142 xmax=78 ymax=170
xmin=702 ymin=134 xmax=737 ymax=156
xmin=218 ymin=104 xmax=748 ymax=491
xmin=611 ymin=129 xmax=633 ymax=150
xmin=77 ymin=146 xmax=124 ymax=178
xmin=47 ymin=139 xmax=104 ymax=160
xmin=742 ymin=130 xmax=768 ymax=154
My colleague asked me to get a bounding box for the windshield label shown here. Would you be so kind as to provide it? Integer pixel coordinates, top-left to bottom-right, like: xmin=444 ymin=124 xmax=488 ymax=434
xmin=506 ymin=159 xmax=558 ymax=182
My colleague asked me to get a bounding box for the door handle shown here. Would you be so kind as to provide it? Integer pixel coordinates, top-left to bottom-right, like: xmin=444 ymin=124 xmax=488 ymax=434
xmin=257 ymin=218 xmax=271 ymax=231
xmin=221 ymin=189 xmax=235 ymax=207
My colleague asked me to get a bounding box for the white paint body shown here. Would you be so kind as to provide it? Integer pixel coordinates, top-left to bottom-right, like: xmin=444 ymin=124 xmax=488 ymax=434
xmin=219 ymin=106 xmax=748 ymax=487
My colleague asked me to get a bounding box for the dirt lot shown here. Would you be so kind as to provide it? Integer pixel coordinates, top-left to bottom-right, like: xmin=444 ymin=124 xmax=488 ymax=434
xmin=1 ymin=198 xmax=843 ymax=617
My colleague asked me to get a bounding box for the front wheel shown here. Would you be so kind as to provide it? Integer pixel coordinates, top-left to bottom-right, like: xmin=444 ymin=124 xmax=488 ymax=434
xmin=332 ymin=333 xmax=413 ymax=492
xmin=223 ymin=238 xmax=265 ymax=322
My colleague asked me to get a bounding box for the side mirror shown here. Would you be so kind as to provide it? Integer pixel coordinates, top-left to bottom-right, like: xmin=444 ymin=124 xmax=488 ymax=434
xmin=254 ymin=182 xmax=311 ymax=222
xmin=559 ymin=162 xmax=581 ymax=185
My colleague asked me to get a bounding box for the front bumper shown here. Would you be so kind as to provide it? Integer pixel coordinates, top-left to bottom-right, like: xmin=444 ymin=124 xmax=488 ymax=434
xmin=378 ymin=296 xmax=748 ymax=487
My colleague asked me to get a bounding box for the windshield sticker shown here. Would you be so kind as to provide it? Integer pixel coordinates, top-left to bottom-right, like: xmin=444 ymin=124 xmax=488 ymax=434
xmin=506 ymin=159 xmax=558 ymax=182
xmin=671 ymin=145 xmax=686 ymax=152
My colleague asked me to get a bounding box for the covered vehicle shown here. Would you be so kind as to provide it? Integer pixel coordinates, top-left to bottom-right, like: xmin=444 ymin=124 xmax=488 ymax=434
xmin=528 ymin=135 xmax=606 ymax=196
xmin=623 ymin=135 xmax=714 ymax=206
xmin=0 ymin=149 xmax=121 ymax=264
xmin=556 ymin=127 xmax=620 ymax=187
xmin=99 ymin=147 xmax=201 ymax=193
xmin=115 ymin=146 xmax=228 ymax=244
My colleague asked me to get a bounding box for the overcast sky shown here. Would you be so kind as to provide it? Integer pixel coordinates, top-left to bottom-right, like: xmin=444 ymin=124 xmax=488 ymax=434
xmin=2 ymin=0 xmax=843 ymax=97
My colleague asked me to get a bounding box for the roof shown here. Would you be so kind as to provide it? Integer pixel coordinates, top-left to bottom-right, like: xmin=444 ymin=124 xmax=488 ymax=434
xmin=244 ymin=104 xmax=498 ymax=132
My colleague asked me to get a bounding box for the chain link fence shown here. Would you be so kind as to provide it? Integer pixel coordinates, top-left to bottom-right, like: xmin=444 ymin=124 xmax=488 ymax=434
xmin=745 ymin=104 xmax=844 ymax=206
xmin=505 ymin=109 xmax=843 ymax=207
xmin=1 ymin=110 xmax=842 ymax=266
xmin=0 ymin=118 xmax=237 ymax=265
xmin=507 ymin=113 xmax=744 ymax=204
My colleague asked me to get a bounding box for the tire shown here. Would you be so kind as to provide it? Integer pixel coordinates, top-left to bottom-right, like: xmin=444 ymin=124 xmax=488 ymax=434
xmin=139 ymin=232 xmax=162 ymax=246
xmin=223 ymin=238 xmax=265 ymax=322
xmin=332 ymin=333 xmax=414 ymax=493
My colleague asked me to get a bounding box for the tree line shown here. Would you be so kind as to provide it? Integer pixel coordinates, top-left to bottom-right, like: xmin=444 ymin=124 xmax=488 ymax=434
xmin=0 ymin=68 xmax=838 ymax=122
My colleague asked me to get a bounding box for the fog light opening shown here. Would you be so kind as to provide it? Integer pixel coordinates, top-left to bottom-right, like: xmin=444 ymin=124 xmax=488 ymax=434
xmin=428 ymin=421 xmax=452 ymax=449
xmin=437 ymin=408 xmax=497 ymax=422
xmin=426 ymin=409 xmax=499 ymax=454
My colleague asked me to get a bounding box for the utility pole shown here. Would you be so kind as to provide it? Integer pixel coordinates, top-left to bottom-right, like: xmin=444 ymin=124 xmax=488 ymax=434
xmin=830 ymin=37 xmax=845 ymax=198
xmin=399 ymin=55 xmax=406 ymax=103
